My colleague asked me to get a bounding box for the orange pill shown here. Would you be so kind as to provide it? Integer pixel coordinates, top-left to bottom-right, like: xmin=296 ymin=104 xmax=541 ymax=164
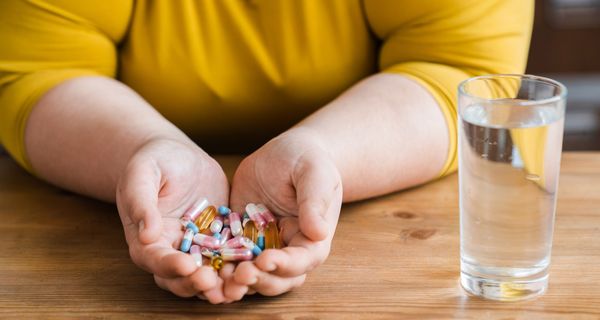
xmin=194 ymin=205 xmax=217 ymax=231
xmin=264 ymin=221 xmax=282 ymax=249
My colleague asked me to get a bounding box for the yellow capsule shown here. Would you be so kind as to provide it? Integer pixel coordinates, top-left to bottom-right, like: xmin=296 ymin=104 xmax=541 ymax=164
xmin=210 ymin=256 xmax=223 ymax=271
xmin=194 ymin=205 xmax=217 ymax=231
xmin=243 ymin=220 xmax=259 ymax=243
xmin=264 ymin=221 xmax=282 ymax=249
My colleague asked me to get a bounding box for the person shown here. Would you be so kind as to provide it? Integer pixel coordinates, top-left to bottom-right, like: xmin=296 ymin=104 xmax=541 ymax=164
xmin=0 ymin=0 xmax=533 ymax=303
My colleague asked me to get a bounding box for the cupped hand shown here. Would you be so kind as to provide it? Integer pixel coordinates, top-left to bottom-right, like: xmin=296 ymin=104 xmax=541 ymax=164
xmin=115 ymin=137 xmax=232 ymax=303
xmin=225 ymin=128 xmax=343 ymax=299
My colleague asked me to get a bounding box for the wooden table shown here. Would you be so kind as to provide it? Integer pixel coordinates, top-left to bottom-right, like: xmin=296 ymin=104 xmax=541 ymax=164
xmin=1 ymin=152 xmax=599 ymax=319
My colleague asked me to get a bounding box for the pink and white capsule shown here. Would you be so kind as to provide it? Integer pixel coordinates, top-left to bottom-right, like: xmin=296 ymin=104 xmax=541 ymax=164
xmin=210 ymin=216 xmax=224 ymax=233
xmin=219 ymin=227 xmax=231 ymax=246
xmin=201 ymin=247 xmax=216 ymax=258
xmin=192 ymin=233 xmax=220 ymax=249
xmin=229 ymin=212 xmax=243 ymax=236
xmin=190 ymin=245 xmax=203 ymax=267
xmin=256 ymin=204 xmax=276 ymax=223
xmin=182 ymin=197 xmax=210 ymax=221
xmin=224 ymin=236 xmax=245 ymax=248
xmin=220 ymin=248 xmax=253 ymax=261
xmin=245 ymin=203 xmax=266 ymax=229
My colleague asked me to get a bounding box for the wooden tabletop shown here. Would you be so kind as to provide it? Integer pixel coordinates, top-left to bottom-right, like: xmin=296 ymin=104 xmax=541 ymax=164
xmin=1 ymin=151 xmax=599 ymax=319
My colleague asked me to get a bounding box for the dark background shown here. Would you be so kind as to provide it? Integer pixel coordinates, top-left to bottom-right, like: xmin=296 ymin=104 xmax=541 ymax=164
xmin=528 ymin=0 xmax=600 ymax=149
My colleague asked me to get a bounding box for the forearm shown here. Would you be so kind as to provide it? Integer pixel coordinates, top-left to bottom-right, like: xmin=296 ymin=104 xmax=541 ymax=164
xmin=25 ymin=76 xmax=192 ymax=202
xmin=295 ymin=73 xmax=449 ymax=202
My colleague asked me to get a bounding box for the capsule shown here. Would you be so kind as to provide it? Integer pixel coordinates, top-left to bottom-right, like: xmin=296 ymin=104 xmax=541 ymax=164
xmin=182 ymin=198 xmax=210 ymax=222
xmin=220 ymin=248 xmax=253 ymax=261
xmin=264 ymin=221 xmax=282 ymax=249
xmin=240 ymin=236 xmax=262 ymax=256
xmin=201 ymin=247 xmax=217 ymax=258
xmin=256 ymin=204 xmax=276 ymax=223
xmin=218 ymin=205 xmax=231 ymax=216
xmin=257 ymin=231 xmax=265 ymax=250
xmin=229 ymin=212 xmax=243 ymax=236
xmin=190 ymin=245 xmax=203 ymax=267
xmin=213 ymin=232 xmax=222 ymax=240
xmin=210 ymin=256 xmax=224 ymax=270
xmin=210 ymin=216 xmax=224 ymax=234
xmin=243 ymin=220 xmax=259 ymax=244
xmin=224 ymin=236 xmax=245 ymax=248
xmin=192 ymin=233 xmax=220 ymax=249
xmin=179 ymin=219 xmax=199 ymax=234
xmin=245 ymin=203 xmax=267 ymax=229
xmin=180 ymin=228 xmax=194 ymax=252
xmin=194 ymin=205 xmax=218 ymax=231
xmin=219 ymin=227 xmax=231 ymax=246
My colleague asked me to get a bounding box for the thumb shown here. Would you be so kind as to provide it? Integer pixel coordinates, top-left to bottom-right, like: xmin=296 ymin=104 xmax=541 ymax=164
xmin=293 ymin=154 xmax=341 ymax=242
xmin=117 ymin=160 xmax=163 ymax=245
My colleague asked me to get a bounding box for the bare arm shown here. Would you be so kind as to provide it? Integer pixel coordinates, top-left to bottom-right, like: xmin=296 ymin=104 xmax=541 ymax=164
xmin=24 ymin=76 xmax=188 ymax=202
xmin=297 ymin=73 xmax=449 ymax=202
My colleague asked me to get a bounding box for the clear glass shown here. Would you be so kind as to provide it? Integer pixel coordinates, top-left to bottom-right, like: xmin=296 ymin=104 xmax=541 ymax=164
xmin=458 ymin=74 xmax=567 ymax=301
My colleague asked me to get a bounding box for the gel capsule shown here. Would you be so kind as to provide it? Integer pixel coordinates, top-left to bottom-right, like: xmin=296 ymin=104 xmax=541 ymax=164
xmin=229 ymin=212 xmax=243 ymax=236
xmin=192 ymin=233 xmax=220 ymax=249
xmin=219 ymin=227 xmax=231 ymax=246
xmin=264 ymin=221 xmax=282 ymax=249
xmin=190 ymin=245 xmax=203 ymax=267
xmin=182 ymin=198 xmax=210 ymax=222
xmin=180 ymin=228 xmax=194 ymax=252
xmin=194 ymin=205 xmax=218 ymax=231
xmin=210 ymin=256 xmax=224 ymax=270
xmin=210 ymin=216 xmax=224 ymax=234
xmin=243 ymin=220 xmax=259 ymax=243
xmin=220 ymin=248 xmax=253 ymax=261
xmin=245 ymin=203 xmax=266 ymax=229
xmin=218 ymin=206 xmax=231 ymax=216
xmin=240 ymin=236 xmax=262 ymax=256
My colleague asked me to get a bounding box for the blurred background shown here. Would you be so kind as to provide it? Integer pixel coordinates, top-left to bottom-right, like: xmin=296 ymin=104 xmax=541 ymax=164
xmin=528 ymin=0 xmax=600 ymax=150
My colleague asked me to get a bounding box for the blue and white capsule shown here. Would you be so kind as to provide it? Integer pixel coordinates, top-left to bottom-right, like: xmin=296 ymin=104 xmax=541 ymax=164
xmin=218 ymin=205 xmax=231 ymax=216
xmin=180 ymin=219 xmax=199 ymax=234
xmin=240 ymin=236 xmax=262 ymax=256
xmin=180 ymin=228 xmax=194 ymax=252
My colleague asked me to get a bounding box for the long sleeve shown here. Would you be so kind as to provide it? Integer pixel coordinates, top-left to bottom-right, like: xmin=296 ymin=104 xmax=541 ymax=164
xmin=364 ymin=0 xmax=534 ymax=176
xmin=0 ymin=0 xmax=132 ymax=171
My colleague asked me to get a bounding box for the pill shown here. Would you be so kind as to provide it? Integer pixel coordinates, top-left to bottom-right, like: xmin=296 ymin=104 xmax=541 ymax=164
xmin=264 ymin=220 xmax=282 ymax=249
xmin=180 ymin=228 xmax=194 ymax=252
xmin=243 ymin=220 xmax=259 ymax=244
xmin=224 ymin=236 xmax=245 ymax=248
xmin=213 ymin=232 xmax=222 ymax=240
xmin=257 ymin=231 xmax=265 ymax=250
xmin=229 ymin=212 xmax=243 ymax=236
xmin=182 ymin=198 xmax=210 ymax=222
xmin=210 ymin=256 xmax=224 ymax=270
xmin=245 ymin=203 xmax=267 ymax=229
xmin=240 ymin=236 xmax=262 ymax=256
xmin=220 ymin=248 xmax=253 ymax=261
xmin=192 ymin=233 xmax=221 ymax=249
xmin=210 ymin=216 xmax=224 ymax=233
xmin=256 ymin=204 xmax=276 ymax=223
xmin=180 ymin=219 xmax=199 ymax=234
xmin=194 ymin=205 xmax=218 ymax=231
xmin=190 ymin=245 xmax=203 ymax=267
xmin=219 ymin=227 xmax=231 ymax=246
xmin=218 ymin=205 xmax=231 ymax=216
xmin=201 ymin=247 xmax=216 ymax=258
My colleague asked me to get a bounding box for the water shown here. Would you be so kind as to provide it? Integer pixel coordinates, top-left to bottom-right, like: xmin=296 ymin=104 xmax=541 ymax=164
xmin=459 ymin=103 xmax=564 ymax=301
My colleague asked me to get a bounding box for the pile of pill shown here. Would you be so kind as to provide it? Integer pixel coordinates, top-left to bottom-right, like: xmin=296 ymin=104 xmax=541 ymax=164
xmin=178 ymin=198 xmax=282 ymax=270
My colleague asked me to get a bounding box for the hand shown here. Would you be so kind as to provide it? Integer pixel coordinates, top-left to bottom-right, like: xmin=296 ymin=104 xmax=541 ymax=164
xmin=225 ymin=128 xmax=343 ymax=299
xmin=115 ymin=137 xmax=231 ymax=303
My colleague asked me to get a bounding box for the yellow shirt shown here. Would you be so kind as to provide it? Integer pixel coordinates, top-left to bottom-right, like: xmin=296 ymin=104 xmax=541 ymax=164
xmin=0 ymin=0 xmax=533 ymax=176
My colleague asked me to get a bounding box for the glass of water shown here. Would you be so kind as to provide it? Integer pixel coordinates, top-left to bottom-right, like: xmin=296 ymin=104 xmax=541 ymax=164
xmin=458 ymin=74 xmax=567 ymax=301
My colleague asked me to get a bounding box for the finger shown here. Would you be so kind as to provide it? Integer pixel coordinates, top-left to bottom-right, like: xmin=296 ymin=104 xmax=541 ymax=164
xmin=118 ymin=159 xmax=163 ymax=245
xmin=254 ymin=244 xmax=328 ymax=277
xmin=278 ymin=217 xmax=300 ymax=245
xmin=234 ymin=261 xmax=306 ymax=296
xmin=133 ymin=243 xmax=198 ymax=278
xmin=292 ymin=154 xmax=341 ymax=241
xmin=154 ymin=268 xmax=218 ymax=298
xmin=220 ymin=263 xmax=249 ymax=302
xmin=154 ymin=275 xmax=197 ymax=298
xmin=202 ymin=273 xmax=228 ymax=304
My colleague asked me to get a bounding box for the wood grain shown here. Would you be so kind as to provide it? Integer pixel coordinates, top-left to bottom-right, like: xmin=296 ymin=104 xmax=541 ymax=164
xmin=0 ymin=152 xmax=599 ymax=319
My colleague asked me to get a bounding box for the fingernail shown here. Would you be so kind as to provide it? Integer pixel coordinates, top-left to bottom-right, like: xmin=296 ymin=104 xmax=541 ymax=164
xmin=247 ymin=276 xmax=258 ymax=285
xmin=138 ymin=220 xmax=145 ymax=234
xmin=264 ymin=263 xmax=276 ymax=272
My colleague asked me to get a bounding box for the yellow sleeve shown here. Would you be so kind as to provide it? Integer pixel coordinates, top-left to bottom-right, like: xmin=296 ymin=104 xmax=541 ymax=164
xmin=364 ymin=0 xmax=534 ymax=177
xmin=0 ymin=0 xmax=132 ymax=171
